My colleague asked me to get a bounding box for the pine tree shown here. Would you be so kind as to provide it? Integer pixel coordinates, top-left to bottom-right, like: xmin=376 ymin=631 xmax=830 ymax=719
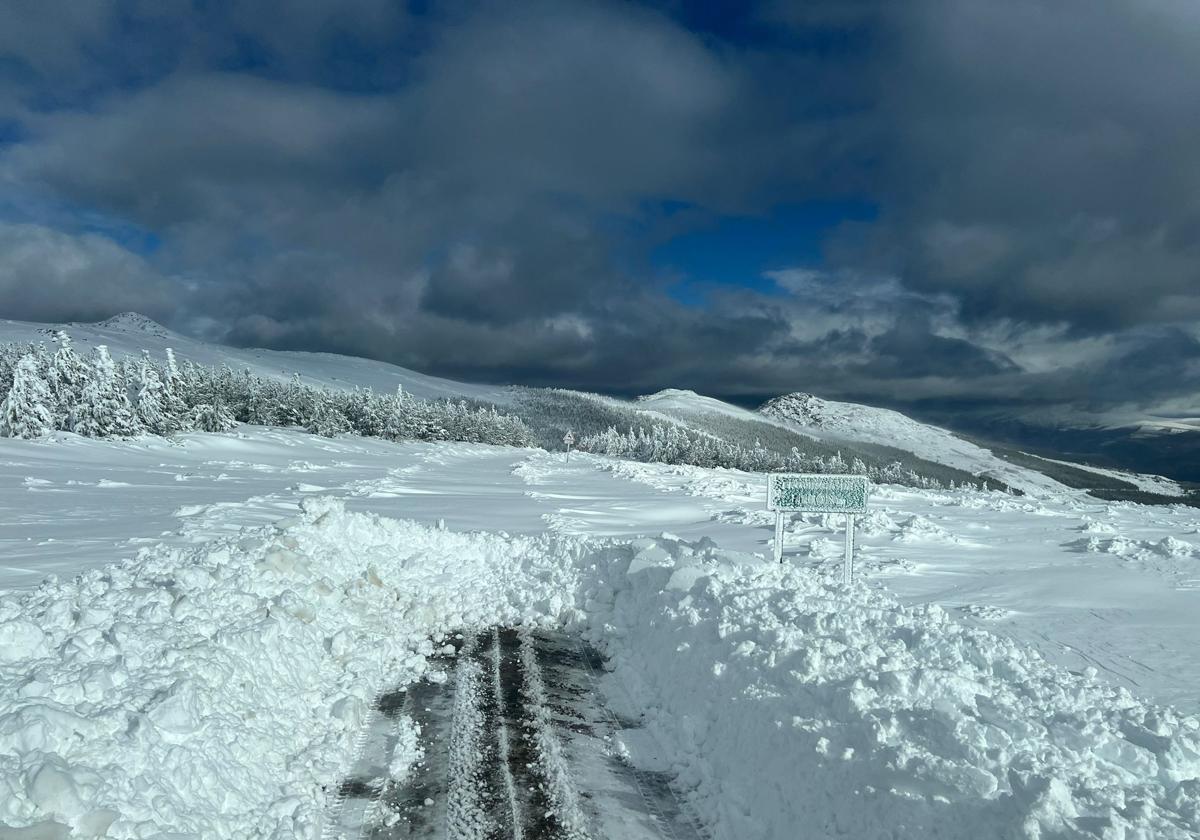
xmin=134 ymin=361 xmax=174 ymax=435
xmin=306 ymin=392 xmax=351 ymax=438
xmin=71 ymin=346 xmax=141 ymax=438
xmin=189 ymin=401 xmax=237 ymax=432
xmin=244 ymin=377 xmax=281 ymax=426
xmin=117 ymin=355 xmax=141 ymax=406
xmin=161 ymin=349 xmax=191 ymax=427
xmin=47 ymin=332 xmax=89 ymax=429
xmin=0 ymin=356 xmax=54 ymax=439
xmin=278 ymin=374 xmax=314 ymax=427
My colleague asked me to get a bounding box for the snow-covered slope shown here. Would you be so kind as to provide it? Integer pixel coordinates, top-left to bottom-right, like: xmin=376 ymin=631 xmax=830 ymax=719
xmin=761 ymin=392 xmax=1080 ymax=496
xmin=1025 ymin=453 xmax=1185 ymax=496
xmin=0 ymin=313 xmax=508 ymax=403
xmin=635 ymin=388 xmax=796 ymax=427
xmin=635 ymin=388 xmax=1063 ymax=495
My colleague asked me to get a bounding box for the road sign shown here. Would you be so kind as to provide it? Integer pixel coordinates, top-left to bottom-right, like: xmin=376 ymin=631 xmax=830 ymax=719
xmin=768 ymin=474 xmax=869 ymax=514
xmin=563 ymin=430 xmax=574 ymax=463
xmin=767 ymin=474 xmax=870 ymax=583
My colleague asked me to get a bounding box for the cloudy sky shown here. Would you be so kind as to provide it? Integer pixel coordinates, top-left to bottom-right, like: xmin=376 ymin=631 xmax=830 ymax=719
xmin=1 ymin=0 xmax=1198 ymax=433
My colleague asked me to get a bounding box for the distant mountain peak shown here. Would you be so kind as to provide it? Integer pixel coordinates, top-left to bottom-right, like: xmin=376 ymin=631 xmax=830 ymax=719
xmin=93 ymin=312 xmax=171 ymax=338
xmin=637 ymin=388 xmax=701 ymax=402
xmin=760 ymin=392 xmax=829 ymax=425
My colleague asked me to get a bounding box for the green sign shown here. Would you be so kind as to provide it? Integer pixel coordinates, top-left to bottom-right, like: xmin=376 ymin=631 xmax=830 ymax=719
xmin=768 ymin=474 xmax=869 ymax=514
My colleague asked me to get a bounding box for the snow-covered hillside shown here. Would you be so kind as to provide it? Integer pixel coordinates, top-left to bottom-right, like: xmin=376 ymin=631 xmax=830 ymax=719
xmin=1024 ymin=452 xmax=1186 ymax=496
xmin=762 ymin=392 xmax=1107 ymax=497
xmin=638 ymin=388 xmax=1068 ymax=496
xmin=635 ymin=387 xmax=786 ymax=426
xmin=8 ymin=316 xmax=1181 ymax=498
xmin=0 ymin=313 xmax=508 ymax=403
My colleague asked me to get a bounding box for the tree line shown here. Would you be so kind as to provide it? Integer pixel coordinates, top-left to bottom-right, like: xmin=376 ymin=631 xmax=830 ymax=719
xmin=576 ymin=424 xmax=976 ymax=490
xmin=0 ymin=334 xmax=531 ymax=446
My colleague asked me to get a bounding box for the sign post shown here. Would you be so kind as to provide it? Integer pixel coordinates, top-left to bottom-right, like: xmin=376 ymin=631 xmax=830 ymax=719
xmin=563 ymin=430 xmax=575 ymax=463
xmin=767 ymin=474 xmax=870 ymax=583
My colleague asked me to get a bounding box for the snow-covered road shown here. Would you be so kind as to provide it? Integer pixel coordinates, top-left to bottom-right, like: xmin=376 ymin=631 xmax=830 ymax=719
xmin=329 ymin=627 xmax=703 ymax=840
xmin=2 ymin=430 xmax=1200 ymax=838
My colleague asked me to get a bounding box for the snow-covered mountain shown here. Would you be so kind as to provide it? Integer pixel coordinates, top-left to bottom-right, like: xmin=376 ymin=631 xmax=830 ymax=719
xmin=759 ymin=392 xmax=1061 ymax=493
xmin=761 ymin=391 xmax=1186 ymax=497
xmin=1 ymin=313 xmax=508 ymax=404
xmin=634 ymin=387 xmax=1063 ymax=495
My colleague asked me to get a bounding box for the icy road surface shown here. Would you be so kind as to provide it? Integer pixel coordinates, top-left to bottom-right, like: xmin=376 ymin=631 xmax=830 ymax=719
xmin=327 ymin=627 xmax=704 ymax=840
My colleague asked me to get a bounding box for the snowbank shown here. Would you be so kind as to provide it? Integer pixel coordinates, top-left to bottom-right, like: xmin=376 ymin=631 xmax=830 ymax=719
xmin=0 ymin=496 xmax=1197 ymax=838
xmin=0 ymin=498 xmax=582 ymax=838
xmin=583 ymin=536 xmax=1200 ymax=839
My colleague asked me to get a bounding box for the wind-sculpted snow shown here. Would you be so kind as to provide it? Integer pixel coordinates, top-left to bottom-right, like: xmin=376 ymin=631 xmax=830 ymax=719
xmin=0 ymin=495 xmax=1197 ymax=838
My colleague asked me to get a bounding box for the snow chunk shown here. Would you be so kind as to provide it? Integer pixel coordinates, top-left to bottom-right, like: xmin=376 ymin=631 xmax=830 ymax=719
xmin=0 ymin=620 xmax=47 ymax=662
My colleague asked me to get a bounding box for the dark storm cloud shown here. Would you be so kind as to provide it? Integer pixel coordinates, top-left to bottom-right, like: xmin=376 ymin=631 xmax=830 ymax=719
xmin=857 ymin=0 xmax=1200 ymax=329
xmin=0 ymin=0 xmax=1196 ymax=430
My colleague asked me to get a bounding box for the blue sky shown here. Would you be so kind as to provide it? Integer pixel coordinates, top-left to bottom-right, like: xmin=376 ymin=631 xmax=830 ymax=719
xmin=652 ymin=200 xmax=878 ymax=305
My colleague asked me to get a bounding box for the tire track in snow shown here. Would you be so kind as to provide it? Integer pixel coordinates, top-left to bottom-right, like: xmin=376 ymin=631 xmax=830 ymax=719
xmin=491 ymin=628 xmax=525 ymax=840
xmin=517 ymin=627 xmax=591 ymax=840
xmin=352 ymin=627 xmax=704 ymax=840
xmin=446 ymin=633 xmax=494 ymax=840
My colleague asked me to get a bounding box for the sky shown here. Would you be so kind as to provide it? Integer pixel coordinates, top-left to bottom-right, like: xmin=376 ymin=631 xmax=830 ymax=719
xmin=1 ymin=0 xmax=1198 ymax=437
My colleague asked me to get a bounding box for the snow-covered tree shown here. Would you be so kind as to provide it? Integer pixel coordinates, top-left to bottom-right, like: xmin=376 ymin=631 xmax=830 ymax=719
xmin=160 ymin=349 xmax=191 ymax=426
xmin=134 ymin=361 xmax=174 ymax=436
xmin=278 ymin=374 xmax=314 ymax=427
xmin=306 ymin=392 xmax=351 ymax=438
xmin=0 ymin=356 xmax=54 ymax=439
xmin=47 ymin=333 xmax=89 ymax=428
xmin=189 ymin=401 xmax=237 ymax=433
xmin=341 ymin=388 xmax=384 ymax=437
xmin=71 ymin=346 xmax=141 ymax=438
xmin=243 ymin=378 xmax=282 ymax=426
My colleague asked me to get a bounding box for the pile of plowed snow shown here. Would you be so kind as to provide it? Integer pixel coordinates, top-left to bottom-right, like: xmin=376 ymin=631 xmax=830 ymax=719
xmin=0 ymin=499 xmax=1197 ymax=838
xmin=0 ymin=498 xmax=583 ymax=839
xmin=587 ymin=537 xmax=1200 ymax=838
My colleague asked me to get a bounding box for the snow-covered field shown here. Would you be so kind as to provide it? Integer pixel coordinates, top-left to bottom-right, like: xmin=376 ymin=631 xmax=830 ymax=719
xmin=1 ymin=427 xmax=1199 ymax=838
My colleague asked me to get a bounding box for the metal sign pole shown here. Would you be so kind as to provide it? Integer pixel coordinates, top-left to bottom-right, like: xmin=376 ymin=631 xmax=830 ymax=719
xmin=774 ymin=512 xmax=784 ymax=564
xmin=843 ymin=514 xmax=856 ymax=585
